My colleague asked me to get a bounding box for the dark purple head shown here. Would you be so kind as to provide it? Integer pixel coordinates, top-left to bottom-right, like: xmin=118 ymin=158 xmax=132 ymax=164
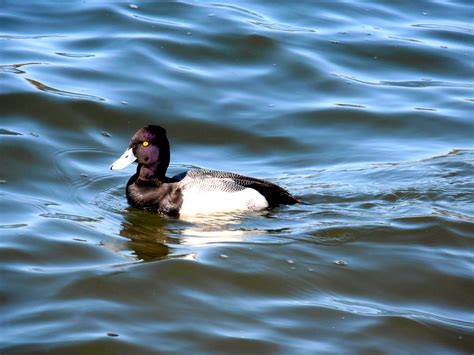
xmin=111 ymin=125 xmax=170 ymax=179
xmin=130 ymin=125 xmax=169 ymax=167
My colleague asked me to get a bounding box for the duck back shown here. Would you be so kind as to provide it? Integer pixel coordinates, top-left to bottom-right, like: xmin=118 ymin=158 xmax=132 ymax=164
xmin=176 ymin=169 xmax=297 ymax=215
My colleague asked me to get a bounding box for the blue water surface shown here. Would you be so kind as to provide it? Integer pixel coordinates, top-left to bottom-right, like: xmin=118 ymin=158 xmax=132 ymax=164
xmin=1 ymin=1 xmax=473 ymax=353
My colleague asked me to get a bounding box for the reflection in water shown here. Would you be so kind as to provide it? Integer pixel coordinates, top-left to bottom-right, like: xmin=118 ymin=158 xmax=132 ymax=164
xmin=178 ymin=212 xmax=266 ymax=246
xmin=118 ymin=209 xmax=270 ymax=261
xmin=119 ymin=209 xmax=172 ymax=261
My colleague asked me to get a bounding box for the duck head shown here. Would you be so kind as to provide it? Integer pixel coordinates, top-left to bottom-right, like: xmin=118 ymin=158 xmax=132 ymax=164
xmin=110 ymin=125 xmax=170 ymax=179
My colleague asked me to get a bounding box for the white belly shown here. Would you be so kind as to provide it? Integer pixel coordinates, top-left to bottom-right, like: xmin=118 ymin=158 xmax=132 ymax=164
xmin=179 ymin=187 xmax=268 ymax=216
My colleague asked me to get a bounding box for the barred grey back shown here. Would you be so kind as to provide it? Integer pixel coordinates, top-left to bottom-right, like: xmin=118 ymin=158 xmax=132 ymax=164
xmin=177 ymin=169 xmax=253 ymax=193
xmin=173 ymin=168 xmax=298 ymax=208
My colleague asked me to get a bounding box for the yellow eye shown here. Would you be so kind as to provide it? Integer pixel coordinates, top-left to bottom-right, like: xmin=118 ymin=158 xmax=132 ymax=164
xmin=142 ymin=141 xmax=149 ymax=147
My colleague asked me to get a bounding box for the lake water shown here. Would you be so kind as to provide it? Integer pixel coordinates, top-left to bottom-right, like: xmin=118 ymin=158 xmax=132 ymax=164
xmin=1 ymin=1 xmax=473 ymax=353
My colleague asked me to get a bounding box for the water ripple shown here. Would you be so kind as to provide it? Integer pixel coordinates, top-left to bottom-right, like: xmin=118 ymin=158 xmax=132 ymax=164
xmin=0 ymin=34 xmax=68 ymax=40
xmin=0 ymin=62 xmax=44 ymax=74
xmin=55 ymin=52 xmax=95 ymax=58
xmin=25 ymin=78 xmax=106 ymax=101
xmin=412 ymin=23 xmax=474 ymax=35
xmin=247 ymin=20 xmax=317 ymax=33
xmin=1 ymin=1 xmax=473 ymax=353
xmin=0 ymin=128 xmax=22 ymax=136
xmin=210 ymin=3 xmax=266 ymax=19
xmin=335 ymin=73 xmax=474 ymax=88
xmin=330 ymin=298 xmax=474 ymax=330
xmin=39 ymin=212 xmax=102 ymax=223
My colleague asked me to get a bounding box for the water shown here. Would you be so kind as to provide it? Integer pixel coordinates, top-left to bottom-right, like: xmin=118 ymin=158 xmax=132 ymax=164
xmin=1 ymin=1 xmax=473 ymax=353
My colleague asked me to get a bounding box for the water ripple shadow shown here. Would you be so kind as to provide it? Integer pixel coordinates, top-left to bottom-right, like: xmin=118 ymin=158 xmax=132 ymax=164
xmin=247 ymin=20 xmax=317 ymax=33
xmin=0 ymin=34 xmax=67 ymax=40
xmin=25 ymin=78 xmax=106 ymax=102
xmin=388 ymin=36 xmax=424 ymax=43
xmin=335 ymin=103 xmax=366 ymax=108
xmin=39 ymin=212 xmax=102 ymax=223
xmin=55 ymin=52 xmax=95 ymax=58
xmin=0 ymin=62 xmax=44 ymax=74
xmin=0 ymin=223 xmax=28 ymax=229
xmin=412 ymin=23 xmax=474 ymax=35
xmin=335 ymin=73 xmax=474 ymax=88
xmin=0 ymin=128 xmax=22 ymax=136
xmin=210 ymin=3 xmax=265 ymax=19
xmin=329 ymin=298 xmax=474 ymax=330
xmin=131 ymin=14 xmax=188 ymax=28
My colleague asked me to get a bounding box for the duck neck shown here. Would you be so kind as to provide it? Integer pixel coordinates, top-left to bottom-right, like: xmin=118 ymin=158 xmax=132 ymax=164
xmin=137 ymin=162 xmax=168 ymax=181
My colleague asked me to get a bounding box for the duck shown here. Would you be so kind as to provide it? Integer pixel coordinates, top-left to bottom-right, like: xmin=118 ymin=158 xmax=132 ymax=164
xmin=110 ymin=125 xmax=298 ymax=216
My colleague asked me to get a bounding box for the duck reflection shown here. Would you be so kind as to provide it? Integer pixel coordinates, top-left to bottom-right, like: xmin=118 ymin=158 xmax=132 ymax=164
xmin=119 ymin=209 xmax=174 ymax=261
xmin=118 ymin=209 xmax=268 ymax=262
xmin=177 ymin=213 xmax=266 ymax=246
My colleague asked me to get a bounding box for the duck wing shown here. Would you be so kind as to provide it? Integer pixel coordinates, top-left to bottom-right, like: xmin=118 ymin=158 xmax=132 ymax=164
xmin=175 ymin=169 xmax=298 ymax=207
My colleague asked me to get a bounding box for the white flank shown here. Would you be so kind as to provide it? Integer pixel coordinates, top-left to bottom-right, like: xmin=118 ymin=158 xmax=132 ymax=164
xmin=179 ymin=187 xmax=268 ymax=216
